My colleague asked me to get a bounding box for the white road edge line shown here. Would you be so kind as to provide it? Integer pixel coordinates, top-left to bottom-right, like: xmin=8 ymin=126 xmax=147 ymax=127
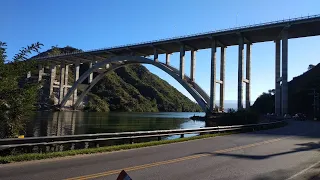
xmin=285 ymin=160 xmax=320 ymax=180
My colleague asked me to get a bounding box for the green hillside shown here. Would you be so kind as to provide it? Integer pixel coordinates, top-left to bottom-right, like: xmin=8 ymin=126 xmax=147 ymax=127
xmin=88 ymin=64 xmax=201 ymax=112
xmin=252 ymin=63 xmax=320 ymax=117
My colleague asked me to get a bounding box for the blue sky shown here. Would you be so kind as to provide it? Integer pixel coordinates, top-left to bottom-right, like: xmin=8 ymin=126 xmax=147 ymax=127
xmin=1 ymin=0 xmax=320 ymax=103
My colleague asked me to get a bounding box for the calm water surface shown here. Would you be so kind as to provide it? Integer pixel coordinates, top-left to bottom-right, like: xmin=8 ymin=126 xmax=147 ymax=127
xmin=26 ymin=112 xmax=206 ymax=138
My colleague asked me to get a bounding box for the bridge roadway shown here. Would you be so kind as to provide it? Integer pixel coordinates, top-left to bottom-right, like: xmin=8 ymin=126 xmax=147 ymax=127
xmin=1 ymin=120 xmax=319 ymax=180
xmin=34 ymin=15 xmax=320 ymax=62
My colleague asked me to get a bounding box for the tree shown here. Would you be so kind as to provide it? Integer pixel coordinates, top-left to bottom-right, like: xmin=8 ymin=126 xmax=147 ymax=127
xmin=308 ymin=64 xmax=315 ymax=71
xmin=251 ymin=92 xmax=274 ymax=114
xmin=268 ymin=89 xmax=275 ymax=95
xmin=0 ymin=41 xmax=43 ymax=138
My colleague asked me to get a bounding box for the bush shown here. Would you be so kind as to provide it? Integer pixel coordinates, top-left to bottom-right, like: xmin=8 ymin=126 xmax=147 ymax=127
xmin=206 ymin=110 xmax=259 ymax=126
xmin=84 ymin=93 xmax=110 ymax=112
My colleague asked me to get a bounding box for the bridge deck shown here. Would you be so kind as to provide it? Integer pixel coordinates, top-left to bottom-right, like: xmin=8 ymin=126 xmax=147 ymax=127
xmin=34 ymin=15 xmax=320 ymax=63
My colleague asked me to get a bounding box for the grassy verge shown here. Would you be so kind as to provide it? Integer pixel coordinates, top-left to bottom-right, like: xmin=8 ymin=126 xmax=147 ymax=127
xmin=0 ymin=132 xmax=232 ymax=164
xmin=0 ymin=122 xmax=287 ymax=164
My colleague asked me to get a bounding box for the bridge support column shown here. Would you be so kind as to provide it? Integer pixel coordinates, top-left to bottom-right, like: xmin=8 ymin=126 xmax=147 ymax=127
xmin=220 ymin=47 xmax=226 ymax=112
xmin=49 ymin=64 xmax=56 ymax=97
xmin=180 ymin=45 xmax=185 ymax=79
xmin=282 ymin=30 xmax=288 ymax=115
xmin=210 ymin=39 xmax=216 ymax=111
xmin=275 ymin=39 xmax=281 ymax=115
xmin=190 ymin=49 xmax=196 ymax=82
xmin=58 ymin=61 xmax=65 ymax=104
xmin=38 ymin=64 xmax=44 ymax=82
xmin=238 ymin=36 xmax=244 ymax=110
xmin=88 ymin=62 xmax=93 ymax=84
xmin=73 ymin=60 xmax=80 ymax=104
xmin=64 ymin=64 xmax=69 ymax=96
xmin=154 ymin=48 xmax=158 ymax=62
xmin=245 ymin=43 xmax=251 ymax=109
xmin=166 ymin=53 xmax=170 ymax=65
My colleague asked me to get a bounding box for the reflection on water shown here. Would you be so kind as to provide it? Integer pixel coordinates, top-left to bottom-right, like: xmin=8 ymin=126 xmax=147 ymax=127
xmin=26 ymin=112 xmax=205 ymax=138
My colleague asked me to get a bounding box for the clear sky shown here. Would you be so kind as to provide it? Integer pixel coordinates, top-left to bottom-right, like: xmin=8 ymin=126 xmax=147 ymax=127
xmin=1 ymin=0 xmax=320 ymax=103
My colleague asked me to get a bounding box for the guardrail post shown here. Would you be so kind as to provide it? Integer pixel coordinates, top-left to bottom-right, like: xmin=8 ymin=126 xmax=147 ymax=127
xmin=95 ymin=142 xmax=100 ymax=148
xmin=45 ymin=146 xmax=49 ymax=152
xmin=71 ymin=143 xmax=75 ymax=150
xmin=59 ymin=144 xmax=64 ymax=151
xmin=39 ymin=145 xmax=45 ymax=153
xmin=180 ymin=134 xmax=184 ymax=138
xmin=158 ymin=136 xmax=161 ymax=141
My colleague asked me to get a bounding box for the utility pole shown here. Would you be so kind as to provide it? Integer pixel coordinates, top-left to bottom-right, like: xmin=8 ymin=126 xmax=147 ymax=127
xmin=308 ymin=88 xmax=319 ymax=120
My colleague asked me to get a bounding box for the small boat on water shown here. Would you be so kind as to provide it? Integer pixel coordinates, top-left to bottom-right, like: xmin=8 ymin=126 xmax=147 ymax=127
xmin=190 ymin=115 xmax=206 ymax=120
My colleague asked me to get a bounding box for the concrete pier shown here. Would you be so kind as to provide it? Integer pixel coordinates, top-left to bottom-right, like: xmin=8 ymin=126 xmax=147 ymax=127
xmin=64 ymin=65 xmax=69 ymax=96
xmin=166 ymin=53 xmax=170 ymax=65
xmin=282 ymin=30 xmax=288 ymax=115
xmin=180 ymin=45 xmax=185 ymax=79
xmin=88 ymin=62 xmax=93 ymax=84
xmin=210 ymin=39 xmax=216 ymax=111
xmin=190 ymin=49 xmax=196 ymax=82
xmin=38 ymin=65 xmax=43 ymax=82
xmin=154 ymin=48 xmax=158 ymax=62
xmin=246 ymin=43 xmax=251 ymax=109
xmin=275 ymin=40 xmax=281 ymax=115
xmin=238 ymin=36 xmax=244 ymax=110
xmin=73 ymin=60 xmax=80 ymax=104
xmin=49 ymin=64 xmax=56 ymax=97
xmin=59 ymin=61 xmax=65 ymax=104
xmin=220 ymin=47 xmax=226 ymax=111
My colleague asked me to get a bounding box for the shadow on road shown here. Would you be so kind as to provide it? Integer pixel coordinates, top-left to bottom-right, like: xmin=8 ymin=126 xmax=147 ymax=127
xmin=192 ymin=141 xmax=320 ymax=161
xmin=212 ymin=141 xmax=320 ymax=160
xmin=235 ymin=120 xmax=320 ymax=139
xmin=191 ymin=140 xmax=320 ymax=180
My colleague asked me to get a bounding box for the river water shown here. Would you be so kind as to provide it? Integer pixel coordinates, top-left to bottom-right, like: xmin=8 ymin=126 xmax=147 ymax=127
xmin=26 ymin=112 xmax=206 ymax=139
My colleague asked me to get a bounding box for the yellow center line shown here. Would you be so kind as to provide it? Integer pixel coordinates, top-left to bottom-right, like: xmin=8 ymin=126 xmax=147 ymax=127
xmin=65 ymin=137 xmax=285 ymax=180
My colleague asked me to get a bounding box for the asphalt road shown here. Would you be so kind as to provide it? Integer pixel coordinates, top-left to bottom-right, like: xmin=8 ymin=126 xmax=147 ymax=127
xmin=0 ymin=120 xmax=319 ymax=180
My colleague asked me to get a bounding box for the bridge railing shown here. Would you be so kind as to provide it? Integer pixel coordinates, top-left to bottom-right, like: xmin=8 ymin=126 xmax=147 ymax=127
xmin=0 ymin=120 xmax=286 ymax=154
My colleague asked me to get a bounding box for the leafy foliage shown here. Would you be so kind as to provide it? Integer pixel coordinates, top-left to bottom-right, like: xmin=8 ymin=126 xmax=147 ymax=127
xmin=12 ymin=43 xmax=43 ymax=62
xmin=84 ymin=93 xmax=110 ymax=112
xmin=0 ymin=41 xmax=42 ymax=138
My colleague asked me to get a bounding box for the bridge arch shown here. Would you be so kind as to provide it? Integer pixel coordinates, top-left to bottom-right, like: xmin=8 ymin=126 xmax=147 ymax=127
xmin=60 ymin=56 xmax=209 ymax=111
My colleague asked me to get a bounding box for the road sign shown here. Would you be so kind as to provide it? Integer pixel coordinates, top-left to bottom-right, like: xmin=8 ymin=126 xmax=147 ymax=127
xmin=117 ymin=170 xmax=132 ymax=180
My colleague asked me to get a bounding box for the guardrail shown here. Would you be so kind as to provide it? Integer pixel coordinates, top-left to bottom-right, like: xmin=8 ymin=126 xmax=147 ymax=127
xmin=0 ymin=120 xmax=286 ymax=154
